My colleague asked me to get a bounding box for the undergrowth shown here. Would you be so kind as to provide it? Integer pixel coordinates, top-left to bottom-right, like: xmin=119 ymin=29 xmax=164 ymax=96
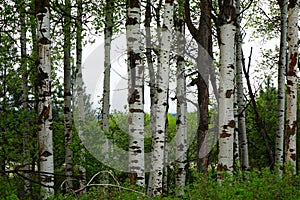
xmin=1 ymin=169 xmax=300 ymax=200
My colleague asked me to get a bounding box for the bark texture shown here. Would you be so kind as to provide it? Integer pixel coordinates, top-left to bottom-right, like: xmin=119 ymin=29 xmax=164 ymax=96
xmin=175 ymin=0 xmax=187 ymax=194
xmin=148 ymin=0 xmax=174 ymax=196
xmin=63 ymin=0 xmax=73 ymax=191
xmin=275 ymin=0 xmax=288 ymax=175
xmin=217 ymin=0 xmax=236 ymax=180
xmin=236 ymin=0 xmax=249 ymax=172
xmin=126 ymin=0 xmax=145 ymax=186
xmin=76 ymin=0 xmax=86 ymax=192
xmin=102 ymin=0 xmax=113 ymax=143
xmin=285 ymin=0 xmax=299 ymax=173
xmin=36 ymin=0 xmax=54 ymax=197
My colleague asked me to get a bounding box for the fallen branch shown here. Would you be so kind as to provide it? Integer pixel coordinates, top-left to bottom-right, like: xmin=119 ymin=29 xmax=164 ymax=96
xmin=73 ymin=171 xmax=149 ymax=198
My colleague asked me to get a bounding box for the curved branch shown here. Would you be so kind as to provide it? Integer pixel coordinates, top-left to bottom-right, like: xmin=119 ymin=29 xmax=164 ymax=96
xmin=184 ymin=0 xmax=200 ymax=43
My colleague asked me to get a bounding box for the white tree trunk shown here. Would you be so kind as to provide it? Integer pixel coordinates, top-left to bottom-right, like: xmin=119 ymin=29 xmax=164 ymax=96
xmin=236 ymin=0 xmax=249 ymax=172
xmin=175 ymin=0 xmax=187 ymax=194
xmin=76 ymin=0 xmax=86 ymax=192
xmin=233 ymin=93 xmax=240 ymax=167
xmin=217 ymin=1 xmax=236 ymax=180
xmin=148 ymin=0 xmax=174 ymax=196
xmin=146 ymin=0 xmax=162 ymax=194
xmin=63 ymin=0 xmax=73 ymax=191
xmin=276 ymin=0 xmax=288 ymax=175
xmin=285 ymin=0 xmax=299 ymax=173
xmin=126 ymin=0 xmax=145 ymax=186
xmin=36 ymin=0 xmax=54 ymax=197
xmin=102 ymin=0 xmax=113 ymax=145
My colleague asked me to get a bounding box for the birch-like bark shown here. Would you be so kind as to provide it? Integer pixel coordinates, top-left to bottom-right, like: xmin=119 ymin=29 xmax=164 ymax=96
xmin=236 ymin=0 xmax=249 ymax=172
xmin=148 ymin=0 xmax=174 ymax=196
xmin=233 ymin=93 xmax=240 ymax=169
xmin=36 ymin=0 xmax=54 ymax=197
xmin=145 ymin=0 xmax=156 ymax=145
xmin=217 ymin=0 xmax=236 ymax=180
xmin=175 ymin=0 xmax=187 ymax=193
xmin=126 ymin=0 xmax=145 ymax=186
xmin=102 ymin=0 xmax=113 ymax=146
xmin=285 ymin=0 xmax=299 ymax=173
xmin=76 ymin=0 xmax=86 ymax=192
xmin=147 ymin=0 xmax=162 ymax=194
xmin=275 ymin=0 xmax=288 ymax=175
xmin=63 ymin=0 xmax=73 ymax=191
xmin=163 ymin=123 xmax=168 ymax=195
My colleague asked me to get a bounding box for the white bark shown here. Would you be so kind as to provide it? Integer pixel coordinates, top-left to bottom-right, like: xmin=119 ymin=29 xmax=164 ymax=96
xmin=236 ymin=0 xmax=249 ymax=172
xmin=126 ymin=0 xmax=145 ymax=186
xmin=101 ymin=0 xmax=113 ymax=185
xmin=233 ymin=93 xmax=239 ymax=167
xmin=102 ymin=0 xmax=113 ymax=140
xmin=285 ymin=0 xmax=299 ymax=173
xmin=76 ymin=0 xmax=86 ymax=192
xmin=63 ymin=0 xmax=73 ymax=191
xmin=148 ymin=0 xmax=174 ymax=196
xmin=218 ymin=2 xmax=236 ymax=179
xmin=175 ymin=0 xmax=187 ymax=194
xmin=36 ymin=1 xmax=54 ymax=197
xmin=276 ymin=0 xmax=288 ymax=175
xmin=146 ymin=0 xmax=162 ymax=194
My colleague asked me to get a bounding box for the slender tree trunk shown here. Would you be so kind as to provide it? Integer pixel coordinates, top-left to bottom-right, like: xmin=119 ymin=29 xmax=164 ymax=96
xmin=243 ymin=48 xmax=275 ymax=169
xmin=102 ymin=0 xmax=113 ymax=147
xmin=147 ymin=0 xmax=163 ymax=194
xmin=217 ymin=0 xmax=236 ymax=180
xmin=184 ymin=0 xmax=212 ymax=174
xmin=76 ymin=0 xmax=86 ymax=192
xmin=233 ymin=92 xmax=240 ymax=170
xmin=236 ymin=0 xmax=249 ymax=172
xmin=36 ymin=0 xmax=54 ymax=197
xmin=63 ymin=0 xmax=73 ymax=191
xmin=126 ymin=0 xmax=145 ymax=186
xmin=163 ymin=119 xmax=169 ymax=195
xmin=145 ymin=0 xmax=156 ymax=145
xmin=197 ymin=0 xmax=212 ymax=174
xmin=19 ymin=1 xmax=31 ymax=195
xmin=148 ymin=0 xmax=174 ymax=196
xmin=285 ymin=0 xmax=299 ymax=174
xmin=175 ymin=0 xmax=187 ymax=194
xmin=275 ymin=0 xmax=288 ymax=175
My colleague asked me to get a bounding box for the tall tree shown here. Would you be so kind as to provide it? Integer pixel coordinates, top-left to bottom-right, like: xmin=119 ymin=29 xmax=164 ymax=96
xmin=196 ymin=0 xmax=212 ymax=174
xmin=126 ymin=0 xmax=145 ymax=186
xmin=275 ymin=0 xmax=288 ymax=175
xmin=146 ymin=0 xmax=163 ymax=194
xmin=184 ymin=0 xmax=213 ymax=173
xmin=217 ymin=0 xmax=237 ymax=179
xmin=35 ymin=0 xmax=54 ymax=197
xmin=285 ymin=0 xmax=299 ymax=173
xmin=236 ymin=0 xmax=249 ymax=172
xmin=148 ymin=0 xmax=174 ymax=196
xmin=175 ymin=0 xmax=187 ymax=194
xmin=75 ymin=0 xmax=87 ymax=191
xmin=63 ymin=0 xmax=73 ymax=191
xmin=102 ymin=0 xmax=113 ymax=143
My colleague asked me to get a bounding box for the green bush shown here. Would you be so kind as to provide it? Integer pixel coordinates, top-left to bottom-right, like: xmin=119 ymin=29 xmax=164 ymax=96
xmin=41 ymin=169 xmax=300 ymax=200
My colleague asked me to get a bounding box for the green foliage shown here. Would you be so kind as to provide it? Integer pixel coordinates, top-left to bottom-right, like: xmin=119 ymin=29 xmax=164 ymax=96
xmin=245 ymin=83 xmax=277 ymax=169
xmin=11 ymin=169 xmax=295 ymax=199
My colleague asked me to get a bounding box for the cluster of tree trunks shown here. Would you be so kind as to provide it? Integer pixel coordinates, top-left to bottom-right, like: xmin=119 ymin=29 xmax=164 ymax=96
xmin=1 ymin=0 xmax=299 ymax=199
